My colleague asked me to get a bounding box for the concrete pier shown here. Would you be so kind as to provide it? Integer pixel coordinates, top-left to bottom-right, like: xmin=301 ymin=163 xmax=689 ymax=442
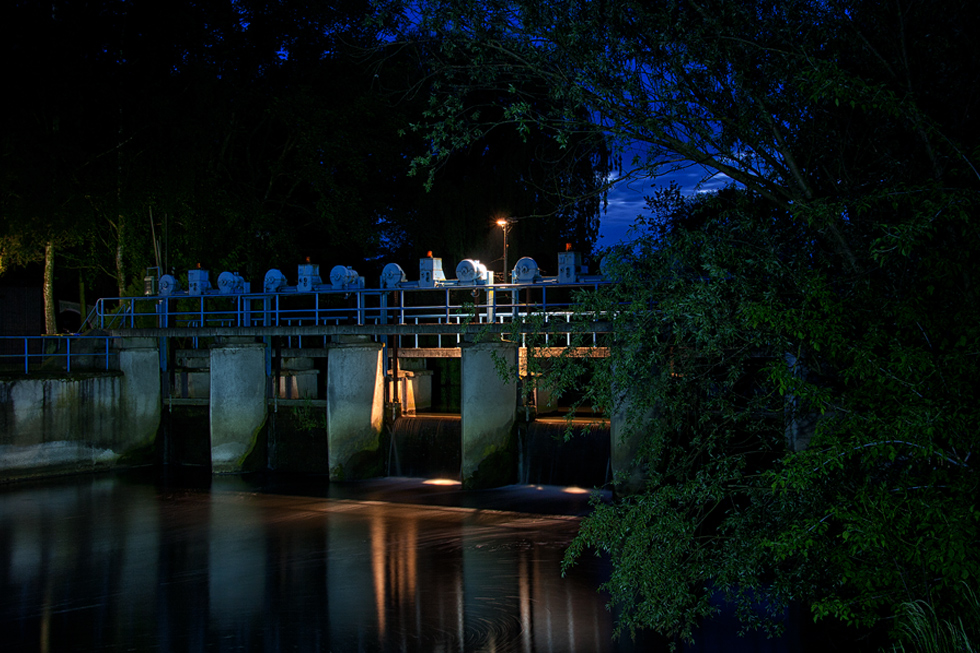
xmin=0 ymin=338 xmax=161 ymax=480
xmin=3 ymin=322 xmax=612 ymax=484
xmin=118 ymin=338 xmax=162 ymax=447
xmin=326 ymin=336 xmax=384 ymax=480
xmin=209 ymin=341 xmax=267 ymax=473
xmin=610 ymin=403 xmax=650 ymax=495
xmin=608 ymin=366 xmax=659 ymax=494
xmin=460 ymin=340 xmax=518 ymax=489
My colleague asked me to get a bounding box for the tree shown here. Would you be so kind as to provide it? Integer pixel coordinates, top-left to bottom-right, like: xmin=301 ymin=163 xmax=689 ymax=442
xmin=376 ymin=0 xmax=980 ymax=645
xmin=368 ymin=42 xmax=613 ymax=273
xmin=1 ymin=1 xmax=407 ymax=301
xmin=552 ymin=186 xmax=980 ymax=644
xmin=4 ymin=0 xmax=606 ymax=309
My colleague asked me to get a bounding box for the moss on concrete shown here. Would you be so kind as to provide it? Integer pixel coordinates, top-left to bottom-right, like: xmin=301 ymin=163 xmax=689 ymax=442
xmin=236 ymin=417 xmax=269 ymax=473
xmin=331 ymin=443 xmax=385 ymax=482
xmin=462 ymin=428 xmax=518 ymax=490
xmin=117 ymin=439 xmax=157 ymax=467
xmin=266 ymin=406 xmax=329 ymax=473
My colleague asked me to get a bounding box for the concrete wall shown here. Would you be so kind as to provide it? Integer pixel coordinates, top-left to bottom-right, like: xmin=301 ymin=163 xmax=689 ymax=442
xmin=209 ymin=342 xmax=267 ymax=473
xmin=460 ymin=341 xmax=518 ymax=489
xmin=609 ymin=402 xmax=651 ymax=495
xmin=326 ymin=337 xmax=384 ymax=480
xmin=0 ymin=338 xmax=161 ymax=481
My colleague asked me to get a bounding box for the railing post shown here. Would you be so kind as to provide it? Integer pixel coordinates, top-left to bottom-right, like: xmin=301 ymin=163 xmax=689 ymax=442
xmin=486 ymin=287 xmax=495 ymax=323
xmin=159 ymin=336 xmax=168 ymax=373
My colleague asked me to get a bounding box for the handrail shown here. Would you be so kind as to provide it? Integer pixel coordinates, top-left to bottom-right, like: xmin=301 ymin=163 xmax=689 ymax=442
xmin=90 ymin=280 xmax=608 ymax=331
xmin=3 ymin=282 xmax=610 ymax=376
xmin=0 ymin=335 xmax=117 ymax=375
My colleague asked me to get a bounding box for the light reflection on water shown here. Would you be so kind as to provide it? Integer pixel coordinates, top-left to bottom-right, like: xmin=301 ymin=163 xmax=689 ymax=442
xmin=0 ymin=473 xmax=652 ymax=652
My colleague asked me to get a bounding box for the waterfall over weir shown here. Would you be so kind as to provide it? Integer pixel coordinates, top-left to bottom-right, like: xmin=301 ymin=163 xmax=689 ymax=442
xmin=520 ymin=418 xmax=611 ymax=488
xmin=388 ymin=415 xmax=462 ymax=479
xmin=387 ymin=415 xmax=611 ymax=488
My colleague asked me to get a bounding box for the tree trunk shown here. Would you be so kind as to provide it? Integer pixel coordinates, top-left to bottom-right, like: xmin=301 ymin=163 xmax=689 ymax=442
xmin=116 ymin=214 xmax=126 ymax=298
xmin=44 ymin=242 xmax=56 ymax=334
xmin=78 ymin=274 xmax=87 ymax=332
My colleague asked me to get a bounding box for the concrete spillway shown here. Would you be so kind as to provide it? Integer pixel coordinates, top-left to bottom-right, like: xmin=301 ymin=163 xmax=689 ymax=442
xmin=2 ymin=334 xmax=630 ymax=491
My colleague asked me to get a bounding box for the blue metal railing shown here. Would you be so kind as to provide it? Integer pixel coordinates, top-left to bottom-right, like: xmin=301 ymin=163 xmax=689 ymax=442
xmin=91 ymin=280 xmax=608 ymax=331
xmin=0 ymin=335 xmax=117 ymax=374
xmin=2 ymin=282 xmax=608 ymax=375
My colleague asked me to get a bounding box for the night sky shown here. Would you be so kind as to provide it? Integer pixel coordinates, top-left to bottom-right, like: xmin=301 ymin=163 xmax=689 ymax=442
xmin=598 ymin=167 xmax=734 ymax=246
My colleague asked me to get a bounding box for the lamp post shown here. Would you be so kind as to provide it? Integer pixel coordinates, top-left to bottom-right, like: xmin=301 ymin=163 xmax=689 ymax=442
xmin=496 ymin=218 xmax=513 ymax=281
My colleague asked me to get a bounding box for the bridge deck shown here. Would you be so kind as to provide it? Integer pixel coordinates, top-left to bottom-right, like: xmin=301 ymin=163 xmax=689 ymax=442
xmin=105 ymin=321 xmax=612 ymax=339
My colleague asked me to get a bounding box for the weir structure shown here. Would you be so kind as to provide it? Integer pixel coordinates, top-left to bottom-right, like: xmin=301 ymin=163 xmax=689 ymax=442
xmin=1 ymin=254 xmax=632 ymax=490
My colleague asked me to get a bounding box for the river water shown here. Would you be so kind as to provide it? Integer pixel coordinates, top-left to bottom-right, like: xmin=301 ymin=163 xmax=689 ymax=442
xmin=0 ymin=472 xmax=804 ymax=652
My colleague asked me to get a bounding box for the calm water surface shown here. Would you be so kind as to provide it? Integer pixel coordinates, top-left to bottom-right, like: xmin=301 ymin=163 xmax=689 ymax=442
xmin=1 ymin=472 xmax=661 ymax=652
xmin=1 ymin=472 xmax=811 ymax=652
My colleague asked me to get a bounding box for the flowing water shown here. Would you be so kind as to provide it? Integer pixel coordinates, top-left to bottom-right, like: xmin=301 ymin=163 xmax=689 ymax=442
xmin=519 ymin=418 xmax=610 ymax=487
xmin=1 ymin=470 xmax=809 ymax=652
xmin=0 ymin=472 xmax=657 ymax=652
xmin=388 ymin=416 xmax=462 ymax=479
xmin=387 ymin=415 xmax=612 ymax=488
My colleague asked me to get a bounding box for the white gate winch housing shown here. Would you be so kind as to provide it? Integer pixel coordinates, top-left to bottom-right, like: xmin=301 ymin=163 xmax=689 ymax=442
xmin=188 ymin=269 xmax=211 ymax=295
xmin=381 ymin=263 xmax=407 ymax=289
xmin=263 ymin=269 xmax=288 ymax=293
xmin=419 ymin=257 xmax=447 ymax=287
xmin=330 ymin=265 xmax=364 ymax=290
xmin=455 ymin=259 xmax=491 ymax=285
xmin=217 ymin=271 xmax=247 ymax=294
xmin=512 ymin=257 xmax=541 ymax=284
xmin=159 ymin=274 xmax=180 ymax=296
xmin=297 ymin=264 xmax=322 ymax=292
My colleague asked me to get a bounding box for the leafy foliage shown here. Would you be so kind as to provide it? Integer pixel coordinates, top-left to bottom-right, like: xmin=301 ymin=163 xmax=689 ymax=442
xmin=3 ymin=0 xmax=610 ymax=309
xmin=375 ymin=0 xmax=980 ymax=644
xmin=533 ymin=186 xmax=980 ymax=645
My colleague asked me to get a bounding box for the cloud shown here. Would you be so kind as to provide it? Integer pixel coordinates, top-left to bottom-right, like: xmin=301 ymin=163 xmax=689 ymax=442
xmin=598 ymin=167 xmax=734 ymax=245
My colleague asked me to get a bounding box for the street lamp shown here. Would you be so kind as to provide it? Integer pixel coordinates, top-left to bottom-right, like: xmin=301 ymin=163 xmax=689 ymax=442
xmin=496 ymin=218 xmax=513 ymax=281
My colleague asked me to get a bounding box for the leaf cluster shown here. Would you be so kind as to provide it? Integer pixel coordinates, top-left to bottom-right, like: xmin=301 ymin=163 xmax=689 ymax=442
xmin=379 ymin=0 xmax=980 ymax=644
xmin=558 ymin=187 xmax=980 ymax=645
